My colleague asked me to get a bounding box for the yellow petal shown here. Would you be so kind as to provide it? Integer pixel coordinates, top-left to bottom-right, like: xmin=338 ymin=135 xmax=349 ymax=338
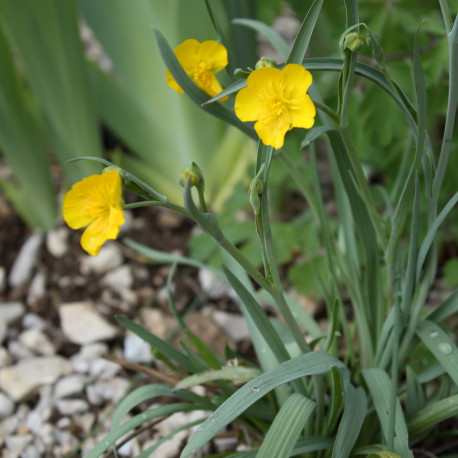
xmin=166 ymin=69 xmax=184 ymax=94
xmin=281 ymin=64 xmax=313 ymax=92
xmin=234 ymin=85 xmax=264 ymax=121
xmin=290 ymin=94 xmax=316 ymax=129
xmin=254 ymin=120 xmax=289 ymax=150
xmin=197 ymin=40 xmax=228 ymax=72
xmin=173 ymin=39 xmax=200 ymax=70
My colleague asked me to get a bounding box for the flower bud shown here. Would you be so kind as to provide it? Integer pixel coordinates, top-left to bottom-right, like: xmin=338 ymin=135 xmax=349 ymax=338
xmin=343 ymin=32 xmax=365 ymax=52
xmin=255 ymin=56 xmax=277 ymax=70
xmin=179 ymin=162 xmax=204 ymax=189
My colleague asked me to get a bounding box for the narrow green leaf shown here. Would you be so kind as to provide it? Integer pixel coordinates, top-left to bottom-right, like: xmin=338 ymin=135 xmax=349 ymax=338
xmin=116 ymin=316 xmax=194 ymax=373
xmin=111 ymin=384 xmax=207 ymax=429
xmin=181 ymin=351 xmax=344 ymax=457
xmin=185 ymin=330 xmax=225 ymax=370
xmin=416 ymin=320 xmax=458 ymax=388
xmin=367 ymin=453 xmax=401 ymax=458
xmin=85 ymin=403 xmax=208 ymax=458
xmin=406 ymin=367 xmax=425 ymax=417
xmin=175 ymin=366 xmax=262 ymax=390
xmin=416 ymin=192 xmax=458 ymax=283
xmin=286 ymin=0 xmax=324 ymax=65
xmin=426 ymin=290 xmax=458 ymax=324
xmin=362 ymin=368 xmax=413 ymax=457
xmin=301 ymin=126 xmax=338 ymax=148
xmin=257 ymin=393 xmax=316 ymax=458
xmin=223 ymin=266 xmax=291 ymax=364
xmin=327 ymin=367 xmax=345 ymax=430
xmin=407 ymin=393 xmax=458 ymax=437
xmin=332 ymin=386 xmax=368 ymax=458
xmin=232 ymin=18 xmax=290 ymax=58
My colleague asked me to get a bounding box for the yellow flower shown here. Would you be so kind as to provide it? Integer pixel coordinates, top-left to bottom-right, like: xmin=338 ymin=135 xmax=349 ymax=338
xmin=234 ymin=64 xmax=316 ymax=149
xmin=63 ymin=170 xmax=125 ymax=256
xmin=166 ymin=38 xmax=228 ymax=99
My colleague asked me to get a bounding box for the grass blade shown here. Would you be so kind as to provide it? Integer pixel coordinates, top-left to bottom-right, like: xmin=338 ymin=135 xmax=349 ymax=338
xmin=362 ymin=368 xmax=413 ymax=457
xmin=257 ymin=393 xmax=316 ymax=458
xmin=181 ymin=351 xmax=344 ymax=457
xmin=286 ymin=0 xmax=324 ymax=65
xmin=416 ymin=320 xmax=458 ymax=388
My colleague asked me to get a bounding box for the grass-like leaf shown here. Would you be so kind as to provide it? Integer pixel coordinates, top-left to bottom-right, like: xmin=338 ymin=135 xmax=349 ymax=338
xmin=416 ymin=320 xmax=458 ymax=388
xmin=257 ymin=393 xmax=316 ymax=458
xmin=425 ymin=289 xmax=458 ymax=324
xmin=181 ymin=351 xmax=344 ymax=457
xmin=362 ymin=368 xmax=413 ymax=457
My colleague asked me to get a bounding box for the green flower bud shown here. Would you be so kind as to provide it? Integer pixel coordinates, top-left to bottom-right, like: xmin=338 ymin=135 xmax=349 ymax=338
xmin=255 ymin=56 xmax=277 ymax=70
xmin=179 ymin=162 xmax=205 ymax=190
xmin=103 ymin=165 xmax=131 ymax=186
xmin=343 ymin=32 xmax=365 ymax=52
xmin=366 ymin=32 xmax=385 ymax=65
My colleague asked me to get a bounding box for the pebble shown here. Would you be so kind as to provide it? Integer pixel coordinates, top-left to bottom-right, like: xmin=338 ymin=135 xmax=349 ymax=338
xmin=0 ymin=391 xmax=15 ymax=419
xmin=103 ymin=265 xmax=136 ymax=303
xmin=0 ymin=356 xmax=73 ymax=401
xmin=89 ymin=357 xmax=121 ymax=380
xmin=8 ymin=231 xmax=43 ymax=288
xmin=123 ymin=331 xmax=153 ymax=363
xmin=59 ymin=302 xmax=119 ymax=345
xmin=26 ymin=271 xmax=47 ymax=306
xmin=54 ymin=374 xmax=87 ymax=399
xmin=4 ymin=434 xmax=33 ymax=456
xmin=70 ymin=343 xmax=108 ymax=373
xmin=80 ymin=243 xmax=123 ymax=275
xmin=0 ymin=347 xmax=12 ymax=367
xmin=46 ymin=227 xmax=69 ymax=257
xmin=0 ymin=302 xmax=25 ymax=326
xmin=18 ymin=328 xmax=55 ymax=356
xmin=210 ymin=310 xmax=250 ymax=342
xmin=73 ymin=412 xmax=95 ymax=435
xmin=86 ymin=377 xmax=129 ymax=405
xmin=55 ymin=399 xmax=90 ymax=416
xmin=0 ymin=266 xmax=6 ymax=293
xmin=25 ymin=386 xmax=52 ymax=434
xmin=22 ymin=313 xmax=46 ymax=331
xmin=199 ymin=268 xmax=235 ymax=300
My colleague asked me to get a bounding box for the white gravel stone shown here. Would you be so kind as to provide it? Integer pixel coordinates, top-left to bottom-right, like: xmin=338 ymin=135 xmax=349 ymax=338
xmin=0 ymin=320 xmax=6 ymax=345
xmin=54 ymin=374 xmax=86 ymax=399
xmin=70 ymin=343 xmax=108 ymax=373
xmin=0 ymin=301 xmax=25 ymax=326
xmin=19 ymin=443 xmax=43 ymax=458
xmin=0 ymin=347 xmax=12 ymax=367
xmin=199 ymin=268 xmax=235 ymax=300
xmin=26 ymin=271 xmax=47 ymax=306
xmin=55 ymin=399 xmax=90 ymax=416
xmin=123 ymin=332 xmax=153 ymax=363
xmin=18 ymin=328 xmax=55 ymax=356
xmin=86 ymin=377 xmax=129 ymax=406
xmin=0 ymin=266 xmax=6 ymax=293
xmin=46 ymin=227 xmax=69 ymax=257
xmin=0 ymin=356 xmax=73 ymax=401
xmin=0 ymin=391 xmax=14 ymax=419
xmin=80 ymin=243 xmax=123 ymax=275
xmin=7 ymin=340 xmax=35 ymax=360
xmin=26 ymin=386 xmax=53 ymax=434
xmin=22 ymin=313 xmax=46 ymax=330
xmin=89 ymin=357 xmax=120 ymax=380
xmin=73 ymin=412 xmax=95 ymax=435
xmin=4 ymin=434 xmax=33 ymax=456
xmin=59 ymin=302 xmax=119 ymax=345
xmin=210 ymin=310 xmax=250 ymax=342
xmin=8 ymin=231 xmax=43 ymax=288
xmin=103 ymin=265 xmax=136 ymax=303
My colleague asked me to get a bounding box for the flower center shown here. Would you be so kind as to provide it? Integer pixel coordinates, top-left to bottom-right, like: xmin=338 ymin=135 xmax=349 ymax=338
xmin=192 ymin=62 xmax=212 ymax=89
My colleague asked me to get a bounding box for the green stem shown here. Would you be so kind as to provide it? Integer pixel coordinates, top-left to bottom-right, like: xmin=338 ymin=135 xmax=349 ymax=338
xmin=313 ymin=100 xmax=340 ymax=124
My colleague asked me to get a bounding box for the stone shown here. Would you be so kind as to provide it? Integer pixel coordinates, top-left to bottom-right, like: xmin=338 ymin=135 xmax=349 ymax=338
xmin=89 ymin=357 xmax=120 ymax=380
xmin=26 ymin=271 xmax=47 ymax=306
xmin=85 ymin=377 xmax=129 ymax=406
xmin=80 ymin=243 xmax=123 ymax=275
xmin=59 ymin=302 xmax=119 ymax=345
xmin=18 ymin=328 xmax=55 ymax=356
xmin=73 ymin=412 xmax=95 ymax=435
xmin=4 ymin=434 xmax=33 ymax=456
xmin=141 ymin=308 xmax=175 ymax=340
xmin=55 ymin=399 xmax=90 ymax=416
xmin=54 ymin=374 xmax=86 ymax=399
xmin=70 ymin=343 xmax=108 ymax=373
xmin=0 ymin=320 xmax=5 ymax=345
xmin=26 ymin=386 xmax=53 ymax=434
xmin=0 ymin=347 xmax=12 ymax=367
xmin=8 ymin=231 xmax=43 ymax=288
xmin=210 ymin=310 xmax=250 ymax=342
xmin=46 ymin=227 xmax=69 ymax=257
xmin=22 ymin=313 xmax=46 ymax=330
xmin=123 ymin=332 xmax=153 ymax=363
xmin=0 ymin=356 xmax=73 ymax=401
xmin=7 ymin=340 xmax=35 ymax=360
xmin=0 ymin=302 xmax=25 ymax=326
xmin=0 ymin=266 xmax=5 ymax=293
xmin=103 ymin=265 xmax=136 ymax=303
xmin=198 ymin=268 xmax=235 ymax=300
xmin=0 ymin=392 xmax=14 ymax=419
